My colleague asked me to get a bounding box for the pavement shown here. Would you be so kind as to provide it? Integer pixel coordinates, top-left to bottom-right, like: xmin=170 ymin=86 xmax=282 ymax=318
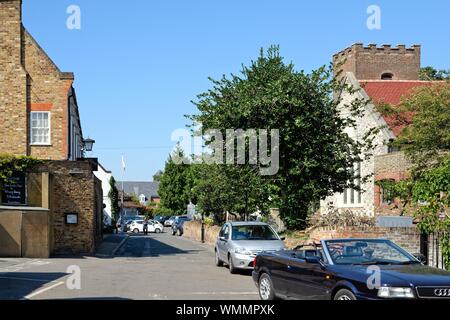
xmin=95 ymin=233 xmax=129 ymax=257
xmin=0 ymin=229 xmax=259 ymax=300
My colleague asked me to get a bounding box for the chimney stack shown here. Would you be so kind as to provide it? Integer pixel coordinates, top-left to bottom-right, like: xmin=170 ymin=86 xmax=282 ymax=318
xmin=0 ymin=0 xmax=23 ymax=66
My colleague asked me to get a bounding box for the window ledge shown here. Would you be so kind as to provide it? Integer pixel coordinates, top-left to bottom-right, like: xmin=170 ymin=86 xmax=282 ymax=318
xmin=30 ymin=144 xmax=52 ymax=147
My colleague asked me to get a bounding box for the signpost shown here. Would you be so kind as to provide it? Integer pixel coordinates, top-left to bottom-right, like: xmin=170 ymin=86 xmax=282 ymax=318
xmin=1 ymin=172 xmax=27 ymax=206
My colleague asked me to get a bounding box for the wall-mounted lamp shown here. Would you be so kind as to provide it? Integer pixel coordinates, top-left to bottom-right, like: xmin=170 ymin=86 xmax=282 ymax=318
xmin=83 ymin=138 xmax=95 ymax=152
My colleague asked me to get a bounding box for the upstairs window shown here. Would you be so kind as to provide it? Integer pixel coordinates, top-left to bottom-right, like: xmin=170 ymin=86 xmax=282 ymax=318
xmin=381 ymin=73 xmax=394 ymax=80
xmin=30 ymin=112 xmax=51 ymax=145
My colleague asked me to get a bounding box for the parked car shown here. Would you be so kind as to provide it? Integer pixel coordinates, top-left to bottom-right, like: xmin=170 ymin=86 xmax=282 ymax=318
xmin=129 ymin=220 xmax=163 ymax=234
xmin=150 ymin=220 xmax=164 ymax=230
xmin=118 ymin=215 xmax=144 ymax=232
xmin=171 ymin=216 xmax=191 ymax=236
xmin=215 ymin=222 xmax=286 ymax=274
xmin=154 ymin=215 xmax=170 ymax=225
xmin=164 ymin=216 xmax=177 ymax=227
xmin=252 ymin=238 xmax=450 ymax=300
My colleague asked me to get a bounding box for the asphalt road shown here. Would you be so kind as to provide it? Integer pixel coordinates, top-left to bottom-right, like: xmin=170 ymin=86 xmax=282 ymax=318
xmin=0 ymin=230 xmax=259 ymax=300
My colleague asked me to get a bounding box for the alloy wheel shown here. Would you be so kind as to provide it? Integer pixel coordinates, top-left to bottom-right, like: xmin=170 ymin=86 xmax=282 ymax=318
xmin=259 ymin=278 xmax=271 ymax=300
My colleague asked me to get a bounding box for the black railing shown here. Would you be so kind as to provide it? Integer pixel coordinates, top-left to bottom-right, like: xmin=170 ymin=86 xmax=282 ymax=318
xmin=421 ymin=232 xmax=448 ymax=270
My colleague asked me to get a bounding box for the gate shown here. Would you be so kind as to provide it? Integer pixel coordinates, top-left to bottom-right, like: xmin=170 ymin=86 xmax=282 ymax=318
xmin=421 ymin=232 xmax=448 ymax=270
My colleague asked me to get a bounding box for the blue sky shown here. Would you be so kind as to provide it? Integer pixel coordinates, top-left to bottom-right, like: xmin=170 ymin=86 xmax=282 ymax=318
xmin=23 ymin=0 xmax=449 ymax=181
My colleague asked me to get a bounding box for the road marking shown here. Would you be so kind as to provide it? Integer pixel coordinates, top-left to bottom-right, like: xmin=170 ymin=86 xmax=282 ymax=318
xmin=190 ymin=292 xmax=257 ymax=295
xmin=22 ymin=281 xmax=65 ymax=300
xmin=0 ymin=260 xmax=50 ymax=273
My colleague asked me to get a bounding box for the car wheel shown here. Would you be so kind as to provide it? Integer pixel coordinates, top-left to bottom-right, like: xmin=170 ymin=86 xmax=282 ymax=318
xmin=155 ymin=228 xmax=162 ymax=234
xmin=258 ymin=274 xmax=276 ymax=301
xmin=334 ymin=289 xmax=357 ymax=301
xmin=133 ymin=228 xmax=139 ymax=234
xmin=228 ymin=255 xmax=237 ymax=274
xmin=215 ymin=250 xmax=223 ymax=267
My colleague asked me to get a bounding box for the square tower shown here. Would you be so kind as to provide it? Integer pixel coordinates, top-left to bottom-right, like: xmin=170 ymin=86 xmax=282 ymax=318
xmin=333 ymin=43 xmax=421 ymax=81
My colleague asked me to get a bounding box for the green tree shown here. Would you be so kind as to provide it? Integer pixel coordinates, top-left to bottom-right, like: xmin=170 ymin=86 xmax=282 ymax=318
xmin=418 ymin=66 xmax=449 ymax=81
xmin=381 ymin=83 xmax=450 ymax=268
xmin=158 ymin=146 xmax=192 ymax=214
xmin=152 ymin=170 xmax=163 ymax=182
xmin=108 ymin=176 xmax=120 ymax=221
xmin=191 ymin=162 xmax=270 ymax=222
xmin=188 ymin=46 xmax=375 ymax=228
xmin=394 ymin=83 xmax=450 ymax=173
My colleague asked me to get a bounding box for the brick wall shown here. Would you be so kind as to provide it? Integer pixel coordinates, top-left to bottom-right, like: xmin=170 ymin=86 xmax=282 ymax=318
xmin=374 ymin=152 xmax=413 ymax=213
xmin=24 ymin=30 xmax=74 ymax=160
xmin=0 ymin=0 xmax=73 ymax=160
xmin=333 ymin=43 xmax=421 ymax=81
xmin=183 ymin=221 xmax=221 ymax=245
xmin=308 ymin=226 xmax=421 ymax=254
xmin=34 ymin=160 xmax=103 ymax=255
xmin=0 ymin=0 xmax=28 ymax=155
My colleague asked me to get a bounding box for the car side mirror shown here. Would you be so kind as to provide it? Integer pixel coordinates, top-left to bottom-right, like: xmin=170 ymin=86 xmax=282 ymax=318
xmin=305 ymin=256 xmax=322 ymax=264
xmin=280 ymin=236 xmax=286 ymax=241
xmin=413 ymin=253 xmax=427 ymax=264
xmin=219 ymin=236 xmax=227 ymax=242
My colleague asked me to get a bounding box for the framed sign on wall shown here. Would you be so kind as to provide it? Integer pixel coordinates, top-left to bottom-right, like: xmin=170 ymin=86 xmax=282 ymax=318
xmin=65 ymin=213 xmax=79 ymax=225
xmin=1 ymin=172 xmax=27 ymax=206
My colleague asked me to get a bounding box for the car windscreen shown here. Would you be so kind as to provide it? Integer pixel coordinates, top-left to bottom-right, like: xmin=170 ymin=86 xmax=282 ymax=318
xmin=325 ymin=240 xmax=417 ymax=265
xmin=231 ymin=225 xmax=279 ymax=241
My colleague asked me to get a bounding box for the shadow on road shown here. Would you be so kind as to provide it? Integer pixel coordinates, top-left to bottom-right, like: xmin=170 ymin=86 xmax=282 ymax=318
xmin=0 ymin=272 xmax=67 ymax=300
xmin=114 ymin=234 xmax=202 ymax=258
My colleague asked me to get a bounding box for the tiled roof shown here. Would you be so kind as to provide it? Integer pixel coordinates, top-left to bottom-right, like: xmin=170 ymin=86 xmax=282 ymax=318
xmin=359 ymin=80 xmax=433 ymax=136
xmin=116 ymin=181 xmax=160 ymax=200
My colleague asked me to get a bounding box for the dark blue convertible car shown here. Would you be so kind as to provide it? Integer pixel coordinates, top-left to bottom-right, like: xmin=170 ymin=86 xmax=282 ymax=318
xmin=252 ymin=238 xmax=450 ymax=300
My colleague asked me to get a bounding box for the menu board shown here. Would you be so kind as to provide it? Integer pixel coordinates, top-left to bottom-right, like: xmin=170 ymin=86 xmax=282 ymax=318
xmin=1 ymin=172 xmax=27 ymax=205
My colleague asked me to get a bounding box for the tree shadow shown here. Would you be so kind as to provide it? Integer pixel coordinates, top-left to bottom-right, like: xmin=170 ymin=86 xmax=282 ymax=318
xmin=113 ymin=235 xmax=202 ymax=258
xmin=0 ymin=272 xmax=67 ymax=300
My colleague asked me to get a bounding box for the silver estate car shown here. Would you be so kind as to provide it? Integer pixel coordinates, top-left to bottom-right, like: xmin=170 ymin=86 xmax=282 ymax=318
xmin=215 ymin=222 xmax=286 ymax=274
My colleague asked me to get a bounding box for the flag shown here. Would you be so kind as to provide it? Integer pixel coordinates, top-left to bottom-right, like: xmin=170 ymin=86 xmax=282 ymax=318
xmin=121 ymin=155 xmax=126 ymax=173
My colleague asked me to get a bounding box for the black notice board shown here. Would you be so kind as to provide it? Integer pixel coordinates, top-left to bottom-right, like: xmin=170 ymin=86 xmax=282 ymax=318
xmin=1 ymin=172 xmax=27 ymax=205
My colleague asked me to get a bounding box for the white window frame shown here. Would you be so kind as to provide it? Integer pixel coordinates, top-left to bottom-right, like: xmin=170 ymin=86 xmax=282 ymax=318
xmin=342 ymin=162 xmax=363 ymax=207
xmin=30 ymin=111 xmax=51 ymax=146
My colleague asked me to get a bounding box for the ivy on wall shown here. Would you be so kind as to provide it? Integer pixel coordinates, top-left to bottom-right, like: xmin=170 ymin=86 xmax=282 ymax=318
xmin=0 ymin=154 xmax=42 ymax=190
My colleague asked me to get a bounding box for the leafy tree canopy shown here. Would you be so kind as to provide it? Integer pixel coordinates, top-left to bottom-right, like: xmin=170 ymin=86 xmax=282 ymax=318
xmin=108 ymin=176 xmax=120 ymax=221
xmin=394 ymin=83 xmax=450 ymax=173
xmin=158 ymin=146 xmax=192 ymax=214
xmin=419 ymin=66 xmax=449 ymax=81
xmin=188 ymin=46 xmax=375 ymax=228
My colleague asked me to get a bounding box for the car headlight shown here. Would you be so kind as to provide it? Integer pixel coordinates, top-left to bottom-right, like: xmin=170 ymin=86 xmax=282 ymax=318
xmin=234 ymin=248 xmax=252 ymax=255
xmin=377 ymin=287 xmax=415 ymax=299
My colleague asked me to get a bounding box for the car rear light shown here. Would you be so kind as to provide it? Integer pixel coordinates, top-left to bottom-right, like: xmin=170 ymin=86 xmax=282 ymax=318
xmin=253 ymin=257 xmax=257 ymax=268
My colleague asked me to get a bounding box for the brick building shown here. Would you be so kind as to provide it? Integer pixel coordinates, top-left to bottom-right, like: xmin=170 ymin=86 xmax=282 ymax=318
xmin=0 ymin=0 xmax=102 ymax=257
xmin=0 ymin=0 xmax=83 ymax=159
xmin=320 ymin=43 xmax=434 ymax=216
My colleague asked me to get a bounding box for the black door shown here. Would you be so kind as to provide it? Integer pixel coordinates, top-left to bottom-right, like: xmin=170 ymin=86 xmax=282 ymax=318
xmin=266 ymin=256 xmax=290 ymax=297
xmin=286 ymin=258 xmax=331 ymax=300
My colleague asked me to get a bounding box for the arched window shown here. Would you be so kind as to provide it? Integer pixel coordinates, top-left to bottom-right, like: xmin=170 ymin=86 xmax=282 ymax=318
xmin=381 ymin=73 xmax=394 ymax=80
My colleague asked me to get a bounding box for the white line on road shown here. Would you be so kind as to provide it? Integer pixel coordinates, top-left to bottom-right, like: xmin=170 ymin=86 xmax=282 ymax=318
xmin=190 ymin=292 xmax=257 ymax=295
xmin=22 ymin=281 xmax=65 ymax=300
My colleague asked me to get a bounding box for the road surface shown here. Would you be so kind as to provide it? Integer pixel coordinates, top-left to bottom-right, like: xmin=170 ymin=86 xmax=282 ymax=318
xmin=0 ymin=231 xmax=258 ymax=300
